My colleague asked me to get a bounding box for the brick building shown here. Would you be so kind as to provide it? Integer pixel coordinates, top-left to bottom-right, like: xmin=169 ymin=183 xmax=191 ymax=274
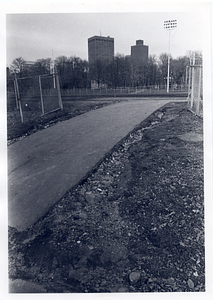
xmin=88 ymin=35 xmax=114 ymax=65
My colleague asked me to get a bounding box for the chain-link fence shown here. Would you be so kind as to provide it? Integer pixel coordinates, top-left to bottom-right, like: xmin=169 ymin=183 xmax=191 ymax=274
xmin=7 ymin=74 xmax=63 ymax=123
xmin=187 ymin=54 xmax=203 ymax=117
xmin=60 ymin=83 xmax=187 ymax=97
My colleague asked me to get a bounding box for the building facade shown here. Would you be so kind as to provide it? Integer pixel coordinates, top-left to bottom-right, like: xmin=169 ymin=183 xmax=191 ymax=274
xmin=131 ymin=40 xmax=149 ymax=67
xmin=88 ymin=35 xmax=114 ymax=65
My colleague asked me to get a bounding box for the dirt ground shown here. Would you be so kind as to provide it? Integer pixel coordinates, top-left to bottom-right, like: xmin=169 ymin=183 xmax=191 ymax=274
xmin=8 ymin=101 xmax=204 ymax=293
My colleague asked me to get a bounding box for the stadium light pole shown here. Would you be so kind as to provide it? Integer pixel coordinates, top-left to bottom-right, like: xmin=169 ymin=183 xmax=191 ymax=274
xmin=164 ymin=19 xmax=177 ymax=93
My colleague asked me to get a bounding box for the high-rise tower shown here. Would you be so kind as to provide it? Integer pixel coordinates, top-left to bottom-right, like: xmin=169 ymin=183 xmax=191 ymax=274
xmin=131 ymin=40 xmax=149 ymax=67
xmin=88 ymin=35 xmax=114 ymax=65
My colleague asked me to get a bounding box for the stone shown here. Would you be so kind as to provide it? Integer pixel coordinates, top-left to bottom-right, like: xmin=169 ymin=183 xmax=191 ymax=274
xmin=167 ymin=277 xmax=175 ymax=285
xmin=129 ymin=271 xmax=141 ymax=283
xmin=79 ymin=187 xmax=86 ymax=195
xmin=157 ymin=112 xmax=164 ymax=119
xmin=85 ymin=192 xmax=96 ymax=203
xmin=79 ymin=212 xmax=87 ymax=219
xmin=100 ymin=241 xmax=128 ymax=264
xmin=118 ymin=286 xmax=129 ymax=292
xmin=188 ymin=278 xmax=194 ymax=289
xmin=178 ymin=132 xmax=203 ymax=142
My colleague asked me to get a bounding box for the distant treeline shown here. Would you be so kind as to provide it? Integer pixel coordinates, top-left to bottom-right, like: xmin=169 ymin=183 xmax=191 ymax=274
xmin=7 ymin=51 xmax=202 ymax=89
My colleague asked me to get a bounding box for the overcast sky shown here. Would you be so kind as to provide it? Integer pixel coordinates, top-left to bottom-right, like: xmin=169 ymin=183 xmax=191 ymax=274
xmin=6 ymin=9 xmax=207 ymax=66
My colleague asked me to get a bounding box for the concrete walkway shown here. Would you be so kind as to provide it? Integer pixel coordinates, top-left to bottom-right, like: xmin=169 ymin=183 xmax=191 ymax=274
xmin=8 ymin=99 xmax=179 ymax=231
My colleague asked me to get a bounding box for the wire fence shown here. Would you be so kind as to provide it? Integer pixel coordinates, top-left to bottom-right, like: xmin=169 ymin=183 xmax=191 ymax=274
xmin=7 ymin=74 xmax=63 ymax=123
xmin=7 ymin=74 xmax=189 ymax=124
xmin=60 ymin=84 xmax=188 ymax=97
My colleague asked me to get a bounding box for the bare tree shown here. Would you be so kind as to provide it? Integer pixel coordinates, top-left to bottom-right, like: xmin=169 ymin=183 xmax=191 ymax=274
xmin=10 ymin=57 xmax=26 ymax=77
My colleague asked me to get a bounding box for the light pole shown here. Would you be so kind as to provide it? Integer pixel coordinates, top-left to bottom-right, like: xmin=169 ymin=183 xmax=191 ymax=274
xmin=164 ymin=19 xmax=177 ymax=93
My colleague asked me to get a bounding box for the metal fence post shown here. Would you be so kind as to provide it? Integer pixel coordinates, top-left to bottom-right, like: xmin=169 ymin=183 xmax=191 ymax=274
xmin=15 ymin=79 xmax=23 ymax=123
xmin=14 ymin=79 xmax=19 ymax=109
xmin=190 ymin=53 xmax=195 ymax=109
xmin=39 ymin=76 xmax=45 ymax=115
xmin=56 ymin=74 xmax=63 ymax=110
xmin=197 ymin=66 xmax=202 ymax=115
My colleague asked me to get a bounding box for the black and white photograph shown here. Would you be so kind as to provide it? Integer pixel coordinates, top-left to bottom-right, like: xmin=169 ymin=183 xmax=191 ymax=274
xmin=1 ymin=1 xmax=212 ymax=298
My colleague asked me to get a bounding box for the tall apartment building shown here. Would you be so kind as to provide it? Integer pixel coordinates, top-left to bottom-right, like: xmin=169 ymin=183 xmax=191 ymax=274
xmin=131 ymin=40 xmax=149 ymax=67
xmin=88 ymin=35 xmax=114 ymax=65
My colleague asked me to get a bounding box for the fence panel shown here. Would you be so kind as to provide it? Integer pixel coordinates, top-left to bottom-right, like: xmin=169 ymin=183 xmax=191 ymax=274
xmin=7 ymin=74 xmax=63 ymax=123
xmin=7 ymin=79 xmax=18 ymax=110
xmin=60 ymin=84 xmax=187 ymax=97
xmin=40 ymin=75 xmax=63 ymax=114
xmin=18 ymin=76 xmax=41 ymax=119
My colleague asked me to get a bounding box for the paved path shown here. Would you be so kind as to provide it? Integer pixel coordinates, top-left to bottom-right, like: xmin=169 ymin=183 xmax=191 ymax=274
xmin=8 ymin=99 xmax=180 ymax=231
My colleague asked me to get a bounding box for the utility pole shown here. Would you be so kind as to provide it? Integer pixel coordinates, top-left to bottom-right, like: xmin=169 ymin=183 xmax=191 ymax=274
xmin=164 ymin=19 xmax=177 ymax=93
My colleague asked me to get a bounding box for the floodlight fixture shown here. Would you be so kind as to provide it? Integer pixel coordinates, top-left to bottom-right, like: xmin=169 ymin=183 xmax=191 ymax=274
xmin=164 ymin=19 xmax=178 ymax=93
xmin=164 ymin=20 xmax=177 ymax=30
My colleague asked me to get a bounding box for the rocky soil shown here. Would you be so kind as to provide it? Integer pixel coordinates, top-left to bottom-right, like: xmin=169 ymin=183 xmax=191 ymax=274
xmin=8 ymin=101 xmax=204 ymax=293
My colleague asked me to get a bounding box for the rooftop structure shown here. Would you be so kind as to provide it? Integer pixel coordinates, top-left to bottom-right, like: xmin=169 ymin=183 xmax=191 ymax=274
xmin=24 ymin=61 xmax=36 ymax=67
